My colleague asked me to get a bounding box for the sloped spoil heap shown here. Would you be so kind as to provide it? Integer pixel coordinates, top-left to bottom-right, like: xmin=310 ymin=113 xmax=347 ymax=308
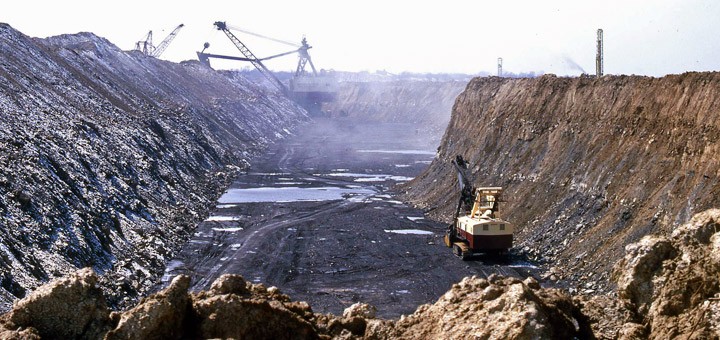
xmin=402 ymin=73 xmax=720 ymax=293
xmin=0 ymin=23 xmax=306 ymax=309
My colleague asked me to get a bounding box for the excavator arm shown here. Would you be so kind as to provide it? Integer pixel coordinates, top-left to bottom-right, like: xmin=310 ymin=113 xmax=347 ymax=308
xmin=451 ymin=155 xmax=475 ymax=219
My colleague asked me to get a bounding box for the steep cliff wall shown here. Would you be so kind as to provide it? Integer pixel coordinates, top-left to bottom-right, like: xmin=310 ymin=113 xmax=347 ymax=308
xmin=402 ymin=73 xmax=720 ymax=292
xmin=0 ymin=23 xmax=306 ymax=308
xmin=326 ymin=80 xmax=466 ymax=138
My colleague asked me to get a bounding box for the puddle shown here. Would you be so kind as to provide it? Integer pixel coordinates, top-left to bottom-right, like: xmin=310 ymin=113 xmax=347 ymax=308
xmin=205 ymin=216 xmax=242 ymax=222
xmin=384 ymin=229 xmax=434 ymax=235
xmin=212 ymin=227 xmax=244 ymax=232
xmin=508 ymin=262 xmax=540 ymax=269
xmin=216 ymin=204 xmax=239 ymax=209
xmin=356 ymin=149 xmax=436 ymax=155
xmin=395 ymin=290 xmax=410 ymax=294
xmin=218 ymin=186 xmax=375 ymax=203
xmin=406 ymin=216 xmax=424 ymax=221
xmin=394 ymin=164 xmax=411 ymax=168
xmin=323 ymin=173 xmax=414 ymax=182
xmin=414 ymin=160 xmax=432 ymax=164
xmin=355 ymin=176 xmax=413 ymax=182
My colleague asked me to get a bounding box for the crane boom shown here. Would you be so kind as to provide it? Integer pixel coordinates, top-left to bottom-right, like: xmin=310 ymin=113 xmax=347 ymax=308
xmin=213 ymin=21 xmax=288 ymax=95
xmin=151 ymin=24 xmax=184 ymax=58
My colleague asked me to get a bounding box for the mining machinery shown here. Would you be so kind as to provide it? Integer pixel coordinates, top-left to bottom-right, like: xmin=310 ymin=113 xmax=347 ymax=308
xmin=444 ymin=155 xmax=514 ymax=260
xmin=134 ymin=24 xmax=185 ymax=58
xmin=199 ymin=21 xmax=338 ymax=114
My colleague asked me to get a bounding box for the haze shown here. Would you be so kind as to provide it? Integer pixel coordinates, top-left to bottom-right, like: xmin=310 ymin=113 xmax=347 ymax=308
xmin=3 ymin=0 xmax=719 ymax=76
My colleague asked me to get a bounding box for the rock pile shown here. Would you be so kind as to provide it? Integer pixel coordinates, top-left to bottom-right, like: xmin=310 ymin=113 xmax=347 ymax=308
xmin=612 ymin=208 xmax=720 ymax=338
xmin=371 ymin=275 xmax=584 ymax=339
xmin=3 ymin=205 xmax=720 ymax=340
xmin=0 ymin=271 xmax=584 ymax=339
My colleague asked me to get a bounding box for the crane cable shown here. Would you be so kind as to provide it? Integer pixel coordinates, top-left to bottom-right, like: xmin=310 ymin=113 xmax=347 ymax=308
xmin=225 ymin=24 xmax=300 ymax=48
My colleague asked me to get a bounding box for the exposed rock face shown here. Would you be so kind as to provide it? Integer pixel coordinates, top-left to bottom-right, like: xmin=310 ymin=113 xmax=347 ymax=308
xmin=402 ymin=73 xmax=720 ymax=293
xmin=611 ymin=208 xmax=720 ymax=339
xmin=0 ymin=23 xmax=306 ymax=309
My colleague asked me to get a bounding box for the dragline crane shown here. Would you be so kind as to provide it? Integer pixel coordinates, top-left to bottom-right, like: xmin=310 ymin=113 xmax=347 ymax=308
xmin=134 ymin=24 xmax=184 ymax=58
xmin=199 ymin=21 xmax=338 ymax=114
xmin=134 ymin=31 xmax=153 ymax=55
xmin=212 ymin=21 xmax=288 ymax=95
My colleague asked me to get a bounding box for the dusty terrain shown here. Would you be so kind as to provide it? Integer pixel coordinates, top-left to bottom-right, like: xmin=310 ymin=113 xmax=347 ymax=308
xmin=403 ymin=73 xmax=720 ymax=295
xmin=0 ymin=208 xmax=717 ymax=339
xmin=161 ymin=117 xmax=539 ymax=318
xmin=2 ymin=19 xmax=720 ymax=339
xmin=324 ymin=80 xmax=466 ymax=138
xmin=0 ymin=23 xmax=306 ymax=309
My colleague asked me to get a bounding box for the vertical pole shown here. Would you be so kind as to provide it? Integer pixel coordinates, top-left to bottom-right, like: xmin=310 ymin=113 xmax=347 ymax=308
xmin=596 ymin=29 xmax=604 ymax=77
xmin=497 ymin=57 xmax=503 ymax=77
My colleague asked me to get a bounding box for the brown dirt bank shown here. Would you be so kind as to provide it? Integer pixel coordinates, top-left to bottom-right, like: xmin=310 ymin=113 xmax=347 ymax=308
xmin=401 ymin=72 xmax=720 ymax=294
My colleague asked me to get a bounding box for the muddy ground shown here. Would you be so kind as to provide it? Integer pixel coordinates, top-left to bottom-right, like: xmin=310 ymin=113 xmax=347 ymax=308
xmin=161 ymin=117 xmax=539 ymax=318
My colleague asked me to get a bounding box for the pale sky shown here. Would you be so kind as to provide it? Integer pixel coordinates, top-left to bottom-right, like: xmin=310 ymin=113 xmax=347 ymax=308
xmin=3 ymin=0 xmax=719 ymax=76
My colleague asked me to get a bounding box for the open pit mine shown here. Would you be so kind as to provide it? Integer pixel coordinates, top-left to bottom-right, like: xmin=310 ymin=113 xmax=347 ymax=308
xmin=0 ymin=21 xmax=718 ymax=339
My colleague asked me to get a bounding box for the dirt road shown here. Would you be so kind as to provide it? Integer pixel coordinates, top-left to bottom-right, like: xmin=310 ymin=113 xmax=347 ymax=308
xmin=161 ymin=118 xmax=539 ymax=318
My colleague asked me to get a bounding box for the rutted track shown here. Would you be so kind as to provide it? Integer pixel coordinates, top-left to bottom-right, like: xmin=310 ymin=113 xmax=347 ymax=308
xmin=162 ymin=118 xmax=540 ymax=318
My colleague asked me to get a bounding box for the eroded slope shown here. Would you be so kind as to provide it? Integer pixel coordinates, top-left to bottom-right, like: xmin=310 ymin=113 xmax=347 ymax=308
xmin=0 ymin=23 xmax=306 ymax=308
xmin=402 ymin=73 xmax=720 ymax=293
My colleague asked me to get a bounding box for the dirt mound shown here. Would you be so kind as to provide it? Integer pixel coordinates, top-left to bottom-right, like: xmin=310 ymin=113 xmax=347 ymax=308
xmin=0 ymin=268 xmax=589 ymax=339
xmin=0 ymin=268 xmax=110 ymax=339
xmin=611 ymin=208 xmax=720 ymax=339
xmin=0 ymin=23 xmax=306 ymax=309
xmin=376 ymin=275 xmax=583 ymax=339
xmin=402 ymin=73 xmax=720 ymax=294
xmin=6 ymin=215 xmax=720 ymax=340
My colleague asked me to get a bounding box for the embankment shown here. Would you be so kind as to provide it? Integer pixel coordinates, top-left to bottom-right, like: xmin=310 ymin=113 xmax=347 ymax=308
xmin=0 ymin=23 xmax=306 ymax=308
xmin=402 ymin=73 xmax=720 ymax=293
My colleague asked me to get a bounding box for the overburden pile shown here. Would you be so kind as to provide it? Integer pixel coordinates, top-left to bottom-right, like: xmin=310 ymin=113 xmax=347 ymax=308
xmin=403 ymin=73 xmax=720 ymax=294
xmin=0 ymin=208 xmax=718 ymax=338
xmin=0 ymin=23 xmax=307 ymax=309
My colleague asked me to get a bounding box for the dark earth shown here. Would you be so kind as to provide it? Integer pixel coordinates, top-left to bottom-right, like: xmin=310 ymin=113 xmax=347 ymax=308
xmin=161 ymin=117 xmax=540 ymax=318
